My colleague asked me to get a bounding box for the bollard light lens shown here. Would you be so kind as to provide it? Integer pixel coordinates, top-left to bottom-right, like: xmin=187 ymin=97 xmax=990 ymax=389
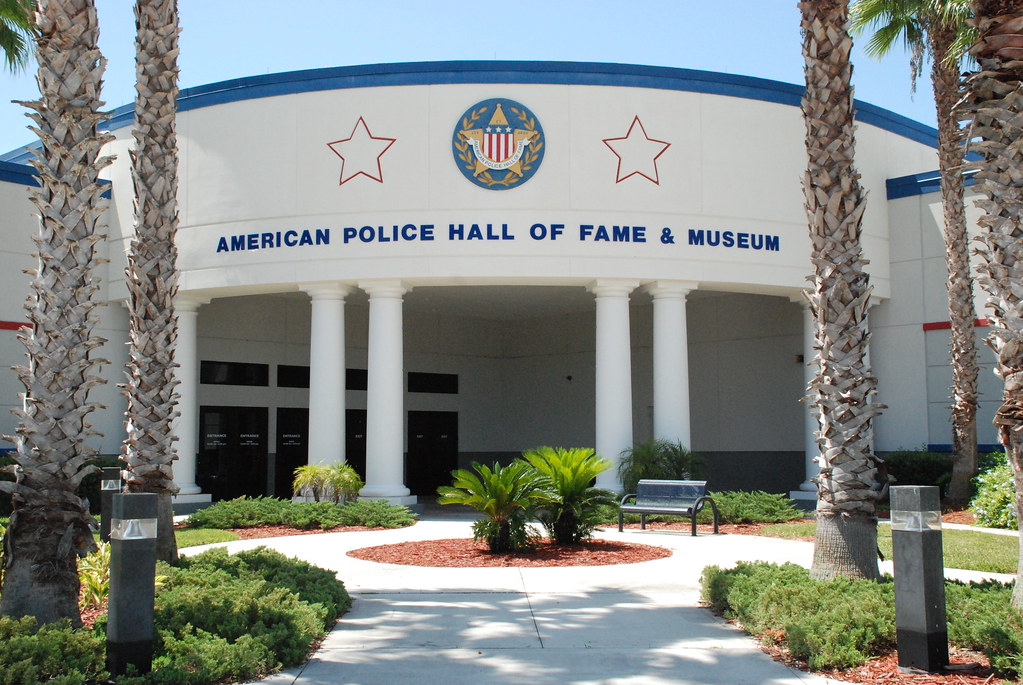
xmin=890 ymin=509 xmax=941 ymax=531
xmin=101 ymin=479 xmax=120 ymax=491
xmin=110 ymin=518 xmax=158 ymax=540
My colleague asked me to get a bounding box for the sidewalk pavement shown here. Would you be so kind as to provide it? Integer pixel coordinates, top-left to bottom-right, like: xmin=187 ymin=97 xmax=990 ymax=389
xmin=180 ymin=512 xmax=1013 ymax=685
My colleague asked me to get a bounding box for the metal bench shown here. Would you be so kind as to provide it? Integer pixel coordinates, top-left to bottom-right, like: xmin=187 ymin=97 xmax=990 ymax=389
xmin=618 ymin=479 xmax=720 ymax=536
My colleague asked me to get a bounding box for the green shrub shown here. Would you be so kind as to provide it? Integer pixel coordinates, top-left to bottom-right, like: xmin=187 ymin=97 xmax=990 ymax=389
xmin=171 ymin=547 xmax=351 ymax=626
xmin=617 ymin=439 xmax=705 ymax=494
xmin=332 ymin=499 xmax=416 ymax=528
xmin=184 ymin=496 xmax=414 ymax=531
xmin=522 ymin=446 xmax=614 ymax=545
xmin=155 ymin=579 xmax=322 ymax=667
xmin=0 ymin=616 xmax=107 ymax=684
xmin=184 ymin=496 xmax=286 ymax=528
xmin=702 ymin=563 xmax=1023 ymax=676
xmin=701 ymin=562 xmax=894 ymax=670
xmin=700 ymin=491 xmax=804 ymax=524
xmin=946 ymin=581 xmax=1023 ymax=675
xmin=147 ymin=627 xmax=275 ymax=685
xmin=971 ymin=455 xmax=1017 ymax=530
xmin=881 ymin=449 xmax=953 ymax=495
xmin=277 ymin=500 xmax=350 ymax=529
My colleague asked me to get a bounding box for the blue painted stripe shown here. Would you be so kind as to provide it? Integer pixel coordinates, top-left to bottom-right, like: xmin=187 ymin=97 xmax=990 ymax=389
xmin=886 ymin=168 xmax=978 ymax=199
xmin=0 ymin=160 xmax=112 ymax=197
xmin=0 ymin=159 xmax=39 ymax=186
xmin=3 ymin=60 xmax=938 ymax=161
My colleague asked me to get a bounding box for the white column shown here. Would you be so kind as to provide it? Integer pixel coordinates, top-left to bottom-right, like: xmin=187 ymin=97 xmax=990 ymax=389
xmin=646 ymin=280 xmax=697 ymax=447
xmin=301 ymin=283 xmax=351 ymax=467
xmin=359 ymin=280 xmax=413 ymax=502
xmin=172 ymin=295 xmax=209 ymax=496
xmin=792 ymin=295 xmax=819 ymax=495
xmin=589 ymin=279 xmax=639 ymax=491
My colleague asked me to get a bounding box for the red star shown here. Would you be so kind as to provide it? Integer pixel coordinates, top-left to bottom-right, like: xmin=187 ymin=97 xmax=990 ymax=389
xmin=602 ymin=116 xmax=671 ymax=184
xmin=327 ymin=117 xmax=396 ymax=185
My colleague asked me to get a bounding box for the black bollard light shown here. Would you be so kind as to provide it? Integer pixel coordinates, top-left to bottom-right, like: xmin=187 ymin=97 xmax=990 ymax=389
xmin=99 ymin=467 xmax=121 ymax=542
xmin=107 ymin=492 xmax=158 ymax=677
xmin=891 ymin=485 xmax=948 ymax=673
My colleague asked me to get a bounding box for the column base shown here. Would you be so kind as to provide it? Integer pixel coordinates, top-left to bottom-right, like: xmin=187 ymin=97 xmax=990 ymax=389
xmin=360 ymin=494 xmax=419 ymax=508
xmin=171 ymin=493 xmax=212 ymax=516
xmin=788 ymin=489 xmax=817 ymax=512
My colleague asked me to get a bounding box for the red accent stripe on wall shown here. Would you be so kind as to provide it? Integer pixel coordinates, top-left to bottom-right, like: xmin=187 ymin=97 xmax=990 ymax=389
xmin=922 ymin=318 xmax=990 ymax=331
xmin=0 ymin=321 xmax=30 ymax=331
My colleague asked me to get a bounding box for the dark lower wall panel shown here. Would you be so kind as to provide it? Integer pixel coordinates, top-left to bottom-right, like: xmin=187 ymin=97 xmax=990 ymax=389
xmin=699 ymin=451 xmax=805 ymax=494
xmin=457 ymin=452 xmax=521 ymax=471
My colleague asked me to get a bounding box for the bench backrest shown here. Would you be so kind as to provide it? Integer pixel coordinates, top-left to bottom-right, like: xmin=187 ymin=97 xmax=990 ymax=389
xmin=634 ymin=479 xmax=707 ymax=507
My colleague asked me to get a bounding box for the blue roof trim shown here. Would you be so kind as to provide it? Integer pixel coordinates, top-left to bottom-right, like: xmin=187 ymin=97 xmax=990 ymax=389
xmin=3 ymin=61 xmax=938 ymax=160
xmin=886 ymin=168 xmax=978 ymax=199
xmin=0 ymin=160 xmax=111 ymax=197
xmin=0 ymin=159 xmax=38 ymax=186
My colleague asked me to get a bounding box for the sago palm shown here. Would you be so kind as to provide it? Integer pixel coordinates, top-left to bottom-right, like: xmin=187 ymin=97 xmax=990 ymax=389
xmin=326 ymin=462 xmax=363 ymax=504
xmin=437 ymin=461 xmax=549 ymax=552
xmin=292 ymin=464 xmax=329 ymax=501
xmin=521 ymin=446 xmax=613 ymax=545
xmin=961 ymin=0 xmax=1023 ymax=607
xmin=800 ymin=0 xmax=884 ymax=581
xmin=852 ymin=0 xmax=980 ymax=507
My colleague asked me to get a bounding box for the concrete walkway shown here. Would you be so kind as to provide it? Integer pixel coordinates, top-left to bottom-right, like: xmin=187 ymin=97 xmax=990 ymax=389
xmin=180 ymin=513 xmax=1013 ymax=685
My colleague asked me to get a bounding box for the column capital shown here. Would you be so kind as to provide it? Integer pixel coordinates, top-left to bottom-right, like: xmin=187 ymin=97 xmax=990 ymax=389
xmin=300 ymin=282 xmax=353 ymax=300
xmin=175 ymin=294 xmax=211 ymax=312
xmin=359 ymin=279 xmax=409 ymax=298
xmin=587 ymin=278 xmax=640 ymax=298
xmin=645 ymin=280 xmax=699 ymax=299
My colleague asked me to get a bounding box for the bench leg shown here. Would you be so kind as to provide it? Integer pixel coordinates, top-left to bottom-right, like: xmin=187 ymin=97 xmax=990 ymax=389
xmin=618 ymin=511 xmax=623 ymax=533
xmin=640 ymin=514 xmax=647 ymax=530
xmin=691 ymin=513 xmax=697 ymax=537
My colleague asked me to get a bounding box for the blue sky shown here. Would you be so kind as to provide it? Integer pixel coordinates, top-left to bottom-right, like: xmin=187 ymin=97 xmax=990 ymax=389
xmin=0 ymin=1 xmax=937 ymax=156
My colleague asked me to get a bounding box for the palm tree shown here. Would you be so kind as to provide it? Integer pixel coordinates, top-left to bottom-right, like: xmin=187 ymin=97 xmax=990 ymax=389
xmin=800 ymin=0 xmax=884 ymax=581
xmin=852 ymin=0 xmax=980 ymax=507
xmin=121 ymin=0 xmax=182 ymax=564
xmin=962 ymin=0 xmax=1023 ymax=607
xmin=0 ymin=0 xmax=34 ymax=72
xmin=0 ymin=0 xmax=110 ymax=626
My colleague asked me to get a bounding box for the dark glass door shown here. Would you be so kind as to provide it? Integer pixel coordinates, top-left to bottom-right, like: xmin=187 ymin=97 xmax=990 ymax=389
xmin=198 ymin=406 xmax=268 ymax=501
xmin=406 ymin=411 xmax=458 ymax=496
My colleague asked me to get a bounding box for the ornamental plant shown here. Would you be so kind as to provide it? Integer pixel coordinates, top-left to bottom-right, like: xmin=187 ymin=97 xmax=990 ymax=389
xmin=521 ymin=446 xmax=614 ymax=544
xmin=971 ymin=455 xmax=1017 ymax=530
xmin=437 ymin=461 xmax=549 ymax=552
xmin=617 ymin=439 xmax=705 ymax=494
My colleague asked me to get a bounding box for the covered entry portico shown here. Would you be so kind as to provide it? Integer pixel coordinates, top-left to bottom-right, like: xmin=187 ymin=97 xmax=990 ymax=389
xmin=170 ymin=279 xmax=815 ymax=506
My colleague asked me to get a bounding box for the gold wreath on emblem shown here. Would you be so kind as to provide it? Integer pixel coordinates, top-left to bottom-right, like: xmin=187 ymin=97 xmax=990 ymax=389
xmin=454 ymin=105 xmax=544 ymax=187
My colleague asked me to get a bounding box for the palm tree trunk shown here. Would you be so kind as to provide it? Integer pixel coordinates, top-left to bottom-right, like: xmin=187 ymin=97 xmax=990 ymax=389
xmin=964 ymin=0 xmax=1023 ymax=608
xmin=930 ymin=25 xmax=980 ymax=508
xmin=122 ymin=0 xmax=181 ymax=564
xmin=800 ymin=0 xmax=883 ymax=582
xmin=0 ymin=0 xmax=110 ymax=626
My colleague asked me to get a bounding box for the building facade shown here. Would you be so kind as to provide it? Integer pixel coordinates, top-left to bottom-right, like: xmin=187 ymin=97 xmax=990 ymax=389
xmin=0 ymin=62 xmax=999 ymax=509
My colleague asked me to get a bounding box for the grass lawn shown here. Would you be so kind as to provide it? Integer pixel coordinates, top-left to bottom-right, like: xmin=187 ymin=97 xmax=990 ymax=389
xmin=760 ymin=521 xmax=1018 ymax=574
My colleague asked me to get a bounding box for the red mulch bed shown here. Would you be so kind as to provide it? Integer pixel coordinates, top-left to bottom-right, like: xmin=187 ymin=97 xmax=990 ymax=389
xmin=761 ymin=640 xmax=999 ymax=684
xmin=347 ymin=537 xmax=671 ymax=567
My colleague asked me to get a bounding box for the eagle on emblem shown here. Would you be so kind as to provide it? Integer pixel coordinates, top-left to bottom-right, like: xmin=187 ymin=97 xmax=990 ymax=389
xmin=458 ymin=103 xmax=540 ymax=178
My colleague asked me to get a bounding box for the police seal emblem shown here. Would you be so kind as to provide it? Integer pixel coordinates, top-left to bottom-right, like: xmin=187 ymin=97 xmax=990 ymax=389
xmin=452 ymin=98 xmax=545 ymax=190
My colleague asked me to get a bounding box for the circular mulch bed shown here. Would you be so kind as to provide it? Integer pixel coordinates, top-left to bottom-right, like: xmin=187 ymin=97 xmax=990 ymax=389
xmin=347 ymin=537 xmax=671 ymax=567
